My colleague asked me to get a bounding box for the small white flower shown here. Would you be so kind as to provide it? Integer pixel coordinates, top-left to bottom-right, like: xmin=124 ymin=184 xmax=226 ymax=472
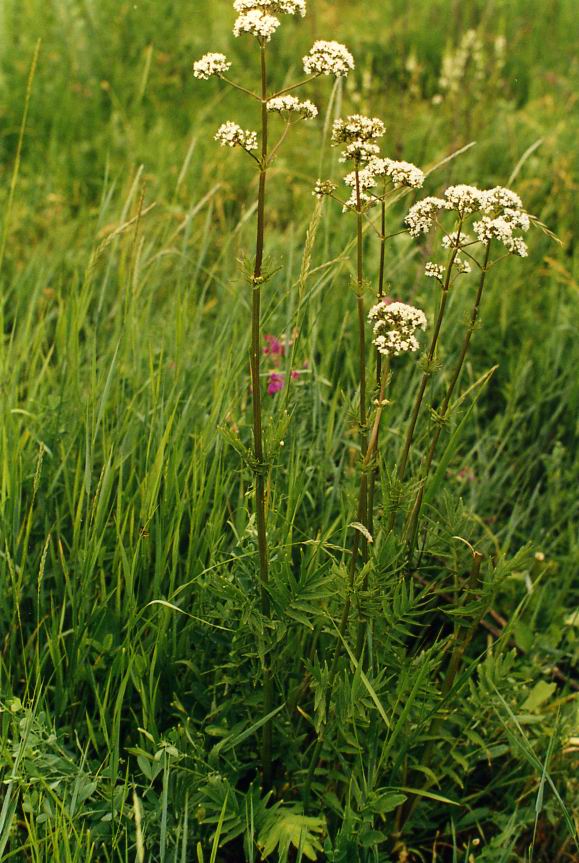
xmin=193 ymin=53 xmax=232 ymax=80
xmin=313 ymin=179 xmax=337 ymax=199
xmin=404 ymin=196 xmax=447 ymax=237
xmin=368 ymin=300 xmax=427 ymax=356
xmin=266 ymin=95 xmax=318 ymax=119
xmin=343 ymin=168 xmax=377 ymax=192
xmin=303 ymin=40 xmax=355 ymax=77
xmin=484 ymin=186 xmax=524 ymax=212
xmin=455 ymin=255 xmax=472 ymax=274
xmin=368 ymin=157 xmax=424 ymax=189
xmin=233 ymin=9 xmax=281 ymax=40
xmin=331 ymin=115 xmax=385 ymax=145
xmin=342 ymin=190 xmax=375 ymax=212
xmin=215 ymin=121 xmax=258 ymax=150
xmin=473 ymin=215 xmax=527 ymax=255
xmin=233 ymin=0 xmax=306 ymax=14
xmin=444 ymin=184 xmax=487 ymax=214
xmin=425 ymin=262 xmax=444 ymax=279
xmin=338 ymin=141 xmax=381 ymax=163
xmin=441 ymin=230 xmax=471 ymax=249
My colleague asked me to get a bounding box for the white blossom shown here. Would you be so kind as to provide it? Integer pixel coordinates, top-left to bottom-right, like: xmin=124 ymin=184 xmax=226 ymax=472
xmin=369 ymin=300 xmax=427 ymax=356
xmin=343 ymin=168 xmax=377 ymax=192
xmin=215 ymin=121 xmax=258 ymax=151
xmin=455 ymin=255 xmax=472 ymax=273
xmin=331 ymin=115 xmax=385 ymax=145
xmin=441 ymin=230 xmax=471 ymax=249
xmin=233 ymin=9 xmax=281 ymax=40
xmin=233 ymin=0 xmax=306 ymax=14
xmin=303 ymin=41 xmax=355 ymax=77
xmin=313 ymin=179 xmax=337 ymax=199
xmin=193 ymin=53 xmax=232 ymax=80
xmin=473 ymin=215 xmax=528 ymax=255
xmin=266 ymin=95 xmax=318 ymax=119
xmin=404 ymin=196 xmax=447 ymax=237
xmin=338 ymin=141 xmax=381 ymax=163
xmin=425 ymin=262 xmax=444 ymax=279
xmin=484 ymin=186 xmax=524 ymax=212
xmin=444 ymin=184 xmax=487 ymax=214
xmin=368 ymin=157 xmax=424 ymax=189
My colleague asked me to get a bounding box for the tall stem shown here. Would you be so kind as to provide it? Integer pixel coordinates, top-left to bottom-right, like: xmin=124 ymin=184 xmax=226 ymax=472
xmin=250 ymin=40 xmax=273 ymax=791
xmin=367 ymin=200 xmax=387 ymax=538
xmin=405 ymin=242 xmax=491 ymax=552
xmin=387 ymin=232 xmax=463 ymax=533
xmin=303 ymin=366 xmax=389 ymax=809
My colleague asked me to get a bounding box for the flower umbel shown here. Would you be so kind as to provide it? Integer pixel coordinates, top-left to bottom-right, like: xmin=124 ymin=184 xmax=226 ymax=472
xmin=233 ymin=9 xmax=281 ymax=40
xmin=369 ymin=300 xmax=428 ymax=356
xmin=215 ymin=121 xmax=258 ymax=151
xmin=193 ymin=53 xmax=232 ymax=80
xmin=303 ymin=41 xmax=355 ymax=77
xmin=266 ymin=95 xmax=318 ymax=119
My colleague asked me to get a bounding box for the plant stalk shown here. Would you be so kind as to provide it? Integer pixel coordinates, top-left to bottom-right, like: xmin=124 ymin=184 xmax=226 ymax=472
xmin=404 ymin=242 xmax=492 ymax=552
xmin=250 ymin=40 xmax=273 ymax=791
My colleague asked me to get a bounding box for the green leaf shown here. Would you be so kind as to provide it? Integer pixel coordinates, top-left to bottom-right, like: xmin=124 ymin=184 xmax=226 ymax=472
xmin=522 ymin=681 xmax=556 ymax=713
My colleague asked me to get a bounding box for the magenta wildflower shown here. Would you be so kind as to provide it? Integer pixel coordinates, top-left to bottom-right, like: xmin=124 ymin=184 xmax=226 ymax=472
xmin=267 ymin=373 xmax=285 ymax=395
xmin=264 ymin=334 xmax=285 ymax=357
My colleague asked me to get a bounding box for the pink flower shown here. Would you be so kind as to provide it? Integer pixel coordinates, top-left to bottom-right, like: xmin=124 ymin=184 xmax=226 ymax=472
xmin=267 ymin=373 xmax=285 ymax=396
xmin=263 ymin=335 xmax=285 ymax=357
xmin=291 ymin=370 xmax=301 ymax=381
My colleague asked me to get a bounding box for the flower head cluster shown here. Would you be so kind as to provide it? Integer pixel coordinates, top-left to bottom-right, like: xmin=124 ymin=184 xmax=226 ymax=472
xmin=368 ymin=300 xmax=427 ymax=357
xmin=266 ymin=95 xmax=318 ymax=119
xmin=215 ymin=121 xmax=258 ymax=151
xmin=342 ymin=167 xmax=378 ymax=210
xmin=313 ymin=179 xmax=337 ymax=199
xmin=193 ymin=53 xmax=232 ymax=80
xmin=233 ymin=9 xmax=281 ymax=40
xmin=331 ymin=115 xmax=386 ymax=146
xmin=472 ymin=216 xmax=528 ymax=256
xmin=425 ymin=262 xmax=444 ymax=279
xmin=367 ymin=157 xmax=425 ymax=189
xmin=233 ymin=0 xmax=306 ymax=14
xmin=405 ymin=184 xmax=531 ymax=257
xmin=405 ymin=196 xmax=447 ymax=237
xmin=303 ymin=41 xmax=355 ymax=77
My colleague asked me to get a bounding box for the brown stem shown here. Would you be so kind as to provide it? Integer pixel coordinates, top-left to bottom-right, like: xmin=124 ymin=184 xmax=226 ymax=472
xmin=250 ymin=40 xmax=273 ymax=791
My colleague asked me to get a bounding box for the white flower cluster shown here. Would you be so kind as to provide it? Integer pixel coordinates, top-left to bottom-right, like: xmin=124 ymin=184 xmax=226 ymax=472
xmin=303 ymin=41 xmax=355 ymax=77
xmin=331 ymin=115 xmax=386 ymax=145
xmin=369 ymin=300 xmax=428 ymax=357
xmin=441 ymin=230 xmax=471 ymax=249
xmin=405 ymin=196 xmax=447 ymax=237
xmin=425 ymin=262 xmax=444 ymax=279
xmin=215 ymin=121 xmax=258 ymax=151
xmin=367 ymin=157 xmax=424 ymax=189
xmin=405 ymin=184 xmax=531 ymax=256
xmin=342 ymin=166 xmax=378 ymax=210
xmin=233 ymin=9 xmax=281 ymax=40
xmin=473 ymin=216 xmax=528 ymax=256
xmin=338 ymin=142 xmax=381 ymax=164
xmin=266 ymin=95 xmax=318 ymax=119
xmin=193 ymin=53 xmax=232 ymax=80
xmin=313 ymin=179 xmax=337 ymax=199
xmin=233 ymin=0 xmax=306 ymax=14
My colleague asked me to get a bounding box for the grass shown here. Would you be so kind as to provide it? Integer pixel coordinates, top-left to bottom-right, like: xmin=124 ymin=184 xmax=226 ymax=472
xmin=0 ymin=0 xmax=577 ymax=861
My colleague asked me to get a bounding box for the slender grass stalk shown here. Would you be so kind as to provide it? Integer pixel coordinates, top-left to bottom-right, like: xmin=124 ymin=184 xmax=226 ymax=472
xmin=248 ymin=39 xmax=274 ymax=791
xmin=404 ymin=242 xmax=492 ymax=551
xmin=387 ymin=225 xmax=463 ymax=532
xmin=303 ymin=365 xmax=390 ymax=809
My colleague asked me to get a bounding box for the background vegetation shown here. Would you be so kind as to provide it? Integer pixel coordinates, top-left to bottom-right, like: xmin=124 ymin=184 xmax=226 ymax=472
xmin=0 ymin=0 xmax=577 ymax=860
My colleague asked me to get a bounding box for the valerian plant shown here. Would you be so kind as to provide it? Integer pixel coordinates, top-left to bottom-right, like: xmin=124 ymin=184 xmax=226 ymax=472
xmin=193 ymin=0 xmax=354 ymax=792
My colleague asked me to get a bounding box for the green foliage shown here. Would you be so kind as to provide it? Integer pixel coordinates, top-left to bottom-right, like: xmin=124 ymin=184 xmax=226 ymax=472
xmin=0 ymin=1 xmax=577 ymax=861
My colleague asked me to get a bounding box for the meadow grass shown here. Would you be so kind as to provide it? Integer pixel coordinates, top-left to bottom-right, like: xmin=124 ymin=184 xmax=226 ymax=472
xmin=0 ymin=1 xmax=577 ymax=861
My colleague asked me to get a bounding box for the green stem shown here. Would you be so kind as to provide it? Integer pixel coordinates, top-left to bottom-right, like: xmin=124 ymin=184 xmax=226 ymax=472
xmin=250 ymin=40 xmax=273 ymax=791
xmin=303 ymin=366 xmax=390 ymax=809
xmin=387 ymin=230 xmax=463 ymax=533
xmin=404 ymin=242 xmax=492 ymax=553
